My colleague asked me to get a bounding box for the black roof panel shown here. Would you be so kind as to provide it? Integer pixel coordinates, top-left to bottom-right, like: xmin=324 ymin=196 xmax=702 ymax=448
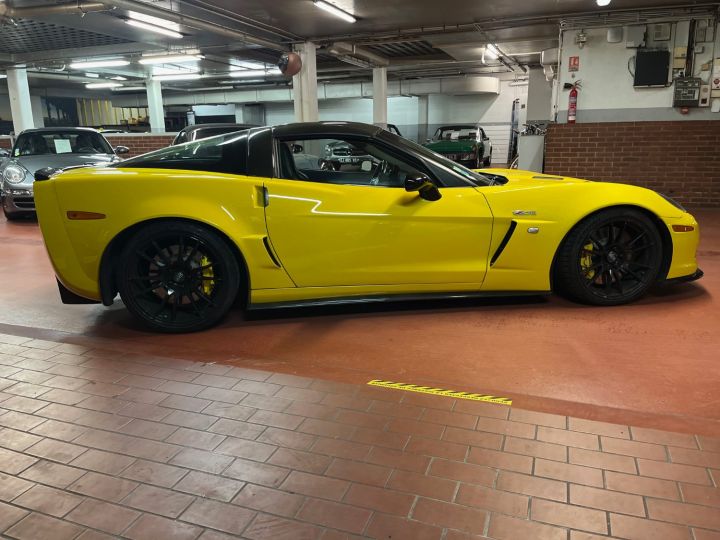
xmin=273 ymin=121 xmax=383 ymax=139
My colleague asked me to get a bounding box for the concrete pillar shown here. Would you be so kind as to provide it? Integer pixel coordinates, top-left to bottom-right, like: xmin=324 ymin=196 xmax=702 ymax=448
xmin=243 ymin=104 xmax=266 ymax=126
xmin=526 ymin=67 xmax=553 ymax=123
xmin=417 ymin=95 xmax=429 ymax=143
xmin=145 ymin=79 xmax=165 ymax=133
xmin=372 ymin=67 xmax=387 ymax=128
xmin=234 ymin=104 xmax=244 ymax=124
xmin=6 ymin=67 xmax=34 ymax=133
xmin=293 ymin=42 xmax=319 ymax=122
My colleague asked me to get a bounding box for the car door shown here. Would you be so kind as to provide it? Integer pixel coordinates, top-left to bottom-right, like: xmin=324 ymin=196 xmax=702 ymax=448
xmin=263 ymin=136 xmax=494 ymax=288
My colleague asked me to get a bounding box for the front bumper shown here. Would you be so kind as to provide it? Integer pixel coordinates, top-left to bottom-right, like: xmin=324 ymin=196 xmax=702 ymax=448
xmin=661 ymin=268 xmax=704 ymax=286
xmin=2 ymin=190 xmax=35 ymax=214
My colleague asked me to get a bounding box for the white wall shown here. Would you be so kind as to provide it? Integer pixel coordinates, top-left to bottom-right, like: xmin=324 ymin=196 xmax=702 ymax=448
xmin=557 ymin=20 xmax=720 ymax=122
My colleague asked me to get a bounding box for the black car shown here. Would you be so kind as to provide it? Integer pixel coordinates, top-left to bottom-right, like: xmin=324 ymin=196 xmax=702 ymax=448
xmin=171 ymin=123 xmax=257 ymax=146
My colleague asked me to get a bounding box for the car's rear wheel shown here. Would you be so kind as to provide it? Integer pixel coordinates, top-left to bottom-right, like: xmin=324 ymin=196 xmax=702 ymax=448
xmin=483 ymin=150 xmax=492 ymax=167
xmin=555 ymin=208 xmax=663 ymax=305
xmin=118 ymin=221 xmax=240 ymax=332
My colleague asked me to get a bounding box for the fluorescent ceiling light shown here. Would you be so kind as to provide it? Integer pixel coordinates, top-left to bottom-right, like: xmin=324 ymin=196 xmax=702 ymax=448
xmin=230 ymin=60 xmax=267 ymax=70
xmin=229 ymin=68 xmax=282 ymax=78
xmin=139 ymin=54 xmax=202 ymax=65
xmin=313 ymin=0 xmax=356 ymax=23
xmin=127 ymin=11 xmax=181 ymax=32
xmin=113 ymin=86 xmax=146 ymax=91
xmin=596 ymin=0 xmax=611 ymax=5
xmin=484 ymin=44 xmax=499 ymax=60
xmin=85 ymin=72 xmax=100 ymax=78
xmin=0 ymin=74 xmax=6 ymax=80
xmin=152 ymin=66 xmax=199 ymax=76
xmin=152 ymin=73 xmax=203 ymax=81
xmin=110 ymin=76 xmax=128 ymax=80
xmin=125 ymin=19 xmax=182 ymax=39
xmin=70 ymin=59 xmax=129 ymax=69
xmin=86 ymin=82 xmax=123 ymax=89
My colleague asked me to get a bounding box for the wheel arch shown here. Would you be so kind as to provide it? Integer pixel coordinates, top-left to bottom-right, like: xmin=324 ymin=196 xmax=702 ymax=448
xmin=549 ymin=204 xmax=673 ymax=291
xmin=98 ymin=217 xmax=250 ymax=307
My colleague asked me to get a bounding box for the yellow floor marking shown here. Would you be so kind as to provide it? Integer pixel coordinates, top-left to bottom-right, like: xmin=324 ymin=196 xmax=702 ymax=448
xmin=367 ymin=379 xmax=512 ymax=405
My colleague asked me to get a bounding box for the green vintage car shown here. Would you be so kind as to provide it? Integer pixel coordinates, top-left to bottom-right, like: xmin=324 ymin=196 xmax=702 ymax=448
xmin=424 ymin=124 xmax=493 ymax=168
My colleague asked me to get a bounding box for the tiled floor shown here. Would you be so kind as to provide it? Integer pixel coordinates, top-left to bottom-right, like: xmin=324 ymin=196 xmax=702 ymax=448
xmin=0 ymin=333 xmax=718 ymax=539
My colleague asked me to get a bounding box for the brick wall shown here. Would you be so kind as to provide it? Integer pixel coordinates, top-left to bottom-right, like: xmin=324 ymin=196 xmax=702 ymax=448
xmin=0 ymin=137 xmax=10 ymax=150
xmin=105 ymin=134 xmax=175 ymax=157
xmin=544 ymin=121 xmax=720 ymax=207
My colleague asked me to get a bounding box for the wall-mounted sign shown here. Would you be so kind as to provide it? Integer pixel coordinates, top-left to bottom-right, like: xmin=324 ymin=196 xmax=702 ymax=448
xmin=569 ymin=56 xmax=580 ymax=72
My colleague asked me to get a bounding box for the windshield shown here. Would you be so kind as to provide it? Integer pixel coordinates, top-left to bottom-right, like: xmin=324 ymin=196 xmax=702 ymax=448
xmin=378 ymin=130 xmax=492 ymax=186
xmin=432 ymin=126 xmax=478 ymax=142
xmin=13 ymin=131 xmax=113 ymax=157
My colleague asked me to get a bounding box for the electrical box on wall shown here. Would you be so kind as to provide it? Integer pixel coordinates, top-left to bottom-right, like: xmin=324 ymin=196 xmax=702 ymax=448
xmin=651 ymin=24 xmax=671 ymax=41
xmin=699 ymin=85 xmax=711 ymax=107
xmin=673 ymin=78 xmax=702 ymax=107
xmin=625 ymin=25 xmax=646 ymax=48
xmin=634 ymin=50 xmax=670 ymax=87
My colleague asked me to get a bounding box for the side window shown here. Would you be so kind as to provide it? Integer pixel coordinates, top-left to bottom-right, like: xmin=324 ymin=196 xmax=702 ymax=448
xmin=277 ymin=137 xmax=426 ymax=188
xmin=120 ymin=131 xmax=248 ymax=175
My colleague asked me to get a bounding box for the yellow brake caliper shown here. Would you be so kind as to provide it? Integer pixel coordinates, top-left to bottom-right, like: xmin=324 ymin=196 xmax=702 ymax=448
xmin=200 ymin=255 xmax=215 ymax=295
xmin=581 ymin=243 xmax=595 ymax=280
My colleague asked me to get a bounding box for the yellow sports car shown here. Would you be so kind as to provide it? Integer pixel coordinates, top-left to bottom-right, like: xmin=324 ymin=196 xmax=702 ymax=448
xmin=34 ymin=122 xmax=702 ymax=332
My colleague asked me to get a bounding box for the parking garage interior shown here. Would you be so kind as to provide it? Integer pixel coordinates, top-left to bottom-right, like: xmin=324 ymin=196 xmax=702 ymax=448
xmin=1 ymin=1 xmax=720 ymax=539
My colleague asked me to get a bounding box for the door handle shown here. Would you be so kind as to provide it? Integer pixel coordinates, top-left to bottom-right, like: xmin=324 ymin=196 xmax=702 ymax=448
xmin=257 ymin=185 xmax=270 ymax=207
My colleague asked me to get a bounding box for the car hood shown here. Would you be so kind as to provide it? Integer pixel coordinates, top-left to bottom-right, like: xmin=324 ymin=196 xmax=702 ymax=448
xmin=13 ymin=153 xmax=117 ymax=174
xmin=425 ymin=141 xmax=478 ymax=153
xmin=478 ymin=168 xmax=591 ymax=187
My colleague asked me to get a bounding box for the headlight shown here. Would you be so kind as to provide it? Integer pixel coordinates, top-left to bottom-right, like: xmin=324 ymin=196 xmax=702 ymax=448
xmin=659 ymin=193 xmax=686 ymax=212
xmin=459 ymin=152 xmax=475 ymax=160
xmin=3 ymin=164 xmax=27 ymax=184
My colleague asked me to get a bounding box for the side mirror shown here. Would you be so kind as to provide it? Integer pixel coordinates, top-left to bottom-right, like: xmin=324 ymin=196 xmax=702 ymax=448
xmin=292 ymin=144 xmax=304 ymax=154
xmin=405 ymin=174 xmax=442 ymax=201
xmin=114 ymin=146 xmax=129 ymax=155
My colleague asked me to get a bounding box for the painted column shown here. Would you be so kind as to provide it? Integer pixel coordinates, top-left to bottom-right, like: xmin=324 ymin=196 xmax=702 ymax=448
xmin=292 ymin=42 xmax=319 ymax=122
xmin=234 ymin=104 xmax=244 ymax=123
xmin=6 ymin=67 xmax=34 ymax=133
xmin=526 ymin=67 xmax=553 ymax=123
xmin=417 ymin=94 xmax=429 ymax=143
xmin=145 ymin=79 xmax=165 ymax=133
xmin=372 ymin=66 xmax=387 ymax=128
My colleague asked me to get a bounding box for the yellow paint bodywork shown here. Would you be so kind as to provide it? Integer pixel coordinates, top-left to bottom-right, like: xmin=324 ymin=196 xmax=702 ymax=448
xmin=34 ymin=166 xmax=700 ymax=306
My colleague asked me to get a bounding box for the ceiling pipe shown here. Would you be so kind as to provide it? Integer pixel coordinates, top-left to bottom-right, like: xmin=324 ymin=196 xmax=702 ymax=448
xmin=325 ymin=42 xmax=390 ymax=67
xmin=0 ymin=1 xmax=109 ymax=18
xmin=101 ymin=0 xmax=288 ymax=52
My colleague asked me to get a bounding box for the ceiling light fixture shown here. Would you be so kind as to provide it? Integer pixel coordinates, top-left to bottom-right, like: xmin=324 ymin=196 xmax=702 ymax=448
xmin=484 ymin=44 xmax=500 ymax=60
xmin=85 ymin=72 xmax=100 ymax=78
xmin=112 ymin=86 xmax=146 ymax=91
xmin=127 ymin=11 xmax=181 ymax=32
xmin=125 ymin=19 xmax=183 ymax=39
xmin=0 ymin=74 xmax=6 ymax=80
xmin=110 ymin=76 xmax=128 ymax=81
xmin=313 ymin=1 xmax=356 ymax=23
xmin=86 ymin=82 xmax=123 ymax=89
xmin=230 ymin=60 xmax=268 ymax=70
xmin=139 ymin=54 xmax=202 ymax=65
xmin=229 ymin=68 xmax=282 ymax=78
xmin=70 ymin=59 xmax=130 ymax=69
xmin=596 ymin=0 xmax=611 ymax=5
xmin=152 ymin=73 xmax=203 ymax=81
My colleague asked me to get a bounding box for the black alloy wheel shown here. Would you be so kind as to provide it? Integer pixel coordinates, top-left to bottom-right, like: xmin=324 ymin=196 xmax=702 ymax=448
xmin=555 ymin=208 xmax=663 ymax=305
xmin=118 ymin=221 xmax=240 ymax=332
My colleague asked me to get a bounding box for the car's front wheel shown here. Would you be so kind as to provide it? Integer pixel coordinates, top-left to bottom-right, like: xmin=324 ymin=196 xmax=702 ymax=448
xmin=483 ymin=150 xmax=492 ymax=167
xmin=554 ymin=208 xmax=663 ymax=305
xmin=117 ymin=221 xmax=241 ymax=332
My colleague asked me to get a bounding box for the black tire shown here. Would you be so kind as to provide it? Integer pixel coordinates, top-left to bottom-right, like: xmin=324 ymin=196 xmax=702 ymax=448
xmin=483 ymin=151 xmax=492 ymax=167
xmin=554 ymin=208 xmax=663 ymax=305
xmin=117 ymin=221 xmax=241 ymax=332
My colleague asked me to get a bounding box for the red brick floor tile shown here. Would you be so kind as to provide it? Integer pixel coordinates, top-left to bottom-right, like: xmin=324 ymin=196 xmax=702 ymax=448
xmin=267 ymin=373 xmax=315 ymax=389
xmin=387 ymin=417 xmax=444 ymax=439
xmin=601 ymin=436 xmax=668 ymax=460
xmin=325 ymin=458 xmax=391 ymax=487
xmin=29 ymin=419 xmax=87 ymax=441
xmin=281 ymin=470 xmax=350 ymax=501
xmin=646 ymin=499 xmax=720 ymax=529
xmin=456 ymin=483 xmax=529 ymax=517
xmin=69 ymin=471 xmax=138 ymax=502
xmin=442 ymin=426 xmax=503 ymax=450
xmin=570 ymin=484 xmax=646 ymax=516
xmin=350 ymin=426 xmax=409 ymax=450
xmin=4 ymin=512 xmax=85 ymax=540
xmin=638 ymin=458 xmax=712 ymax=485
xmin=488 ymin=513 xmax=567 ymax=540
xmin=166 ymin=427 xmax=226 ymax=451
xmin=334 ymin=409 xmax=388 ymax=429
xmin=121 ymin=459 xmax=189 ymax=488
xmin=0 ymin=501 xmax=29 ymax=531
xmin=297 ymin=498 xmax=372 ymax=534
xmin=388 ymin=469 xmax=456 ymax=501
xmin=232 ymin=379 xmax=282 ymax=396
xmin=123 ymin=513 xmax=203 ymax=540
xmin=368 ymin=399 xmax=424 ymax=420
xmin=0 ymin=427 xmax=42 ymax=451
xmin=496 ymin=471 xmax=567 ymax=502
xmin=504 ymin=436 xmax=567 ymax=462
xmin=531 ymin=498 xmax=607 ymax=534
xmin=12 ymin=484 xmax=84 ymax=517
xmin=0 ymin=410 xmax=47 ymax=430
xmin=180 ymin=498 xmax=256 ymax=535
xmin=276 ymin=386 xmax=326 ymax=404
xmin=299 ymin=418 xmax=356 ymax=439
xmin=509 ymin=409 xmax=566 ymax=429
xmin=406 ymin=437 xmax=469 ymax=461
xmin=0 ymin=447 xmax=38 ymax=474
xmin=631 ymin=427 xmax=698 ymax=449
xmin=312 ymin=438 xmax=371 ymax=461
xmin=680 ymin=483 xmax=720 ymax=508
xmin=669 ymin=447 xmax=720 ymax=468
xmin=159 ymin=394 xmax=211 ymax=412
xmin=241 ymin=393 xmax=293 ymax=413
xmin=169 ymin=447 xmax=233 ymax=475
xmin=249 ymin=410 xmax=304 ymax=430
xmin=120 ymin=418 xmax=178 ymax=441
xmin=243 ymin=513 xmax=323 ymax=540
xmin=476 ymin=417 xmax=535 ymax=439
xmin=208 ymin=417 xmax=265 ymax=440
xmin=421 ymin=408 xmax=478 ymax=430
xmin=269 ymin=448 xmax=332 ymax=475
xmin=467 ymin=447 xmax=533 ymax=474
xmin=2 ymin=396 xmax=47 ymax=414
xmin=74 ymin=429 xmax=181 ymax=462
xmin=533 ymin=458 xmax=604 ymax=487
xmin=697 ymin=436 xmax=720 ymax=453
xmin=401 ymin=393 xmax=453 ymax=411
xmin=256 ymin=427 xmax=317 ymax=451
xmin=610 ymin=513 xmax=692 ymax=540
xmin=66 ymin=499 xmax=141 ymax=535
xmin=343 ymin=483 xmax=414 ymax=516
xmin=223 ymin=457 xmax=290 ymax=487
xmin=569 ymin=418 xmax=630 ymax=439
xmin=19 ymin=460 xmax=85 ymax=488
xmin=0 ymin=472 xmax=33 ymax=501
xmin=232 ymin=484 xmax=305 ymax=518
xmin=215 ymin=437 xmax=276 ymax=461
xmin=122 ymin=484 xmax=196 ymax=518
xmin=285 ymin=401 xmax=337 ymax=421
xmin=694 ymin=530 xmax=720 ymax=540
xmin=70 ymin=449 xmax=135 ymax=476
xmin=174 ymin=470 xmax=245 ymax=502
xmin=429 ymin=459 xmax=495 ymax=486
xmin=163 ymin=410 xmax=217 ymax=430
xmin=366 ymin=513 xmax=443 ymax=540
xmin=412 ymin=498 xmax=488 ymax=535
xmin=569 ymin=447 xmax=637 ymax=474
xmin=538 ymin=426 xmax=600 ymax=450
xmin=605 ymin=471 xmax=680 ymax=500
